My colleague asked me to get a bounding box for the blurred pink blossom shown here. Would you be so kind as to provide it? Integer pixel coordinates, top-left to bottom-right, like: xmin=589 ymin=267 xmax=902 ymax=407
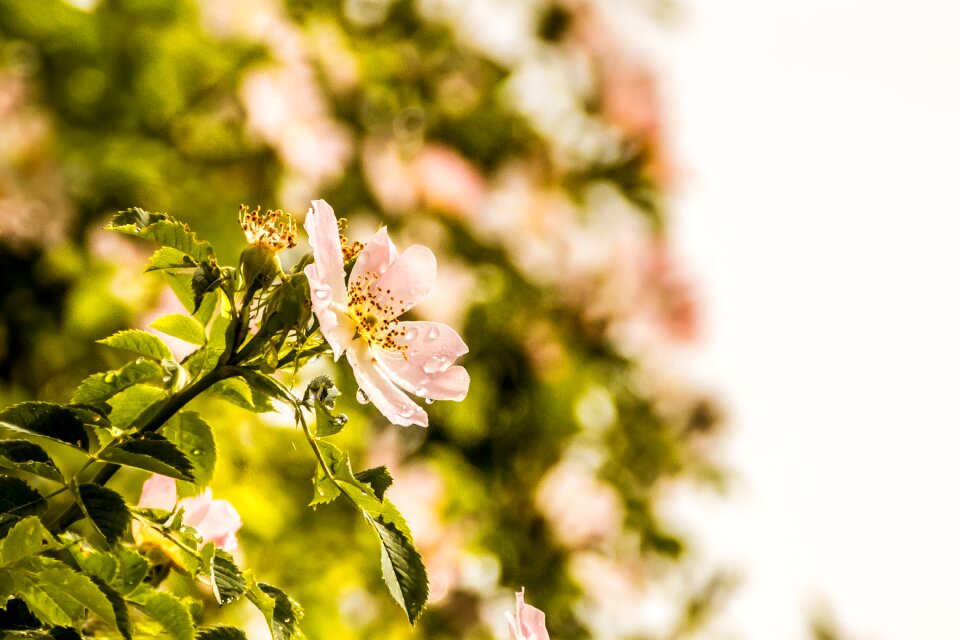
xmin=304 ymin=199 xmax=469 ymax=426
xmin=139 ymin=475 xmax=242 ymax=552
xmin=536 ymin=455 xmax=623 ymax=548
xmin=507 ymin=589 xmax=550 ymax=640
xmin=362 ymin=138 xmax=486 ymax=218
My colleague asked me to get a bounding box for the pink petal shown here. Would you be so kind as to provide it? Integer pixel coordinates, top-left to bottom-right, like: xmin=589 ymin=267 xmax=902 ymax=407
xmin=315 ymin=295 xmax=356 ymax=361
xmin=378 ymin=321 xmax=469 ymax=400
xmin=305 ymin=199 xmax=346 ymax=303
xmin=181 ymin=491 xmax=242 ymax=552
xmin=138 ymin=475 xmax=177 ymax=511
xmin=515 ymin=590 xmax=550 ymax=640
xmin=350 ymin=227 xmax=397 ymax=290
xmin=369 ymin=245 xmax=436 ymax=320
xmin=347 ymin=341 xmax=428 ymax=427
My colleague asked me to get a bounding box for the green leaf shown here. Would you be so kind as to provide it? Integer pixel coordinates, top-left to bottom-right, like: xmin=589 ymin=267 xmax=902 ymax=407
xmin=107 ymin=384 xmax=167 ymax=429
xmin=252 ymin=583 xmax=304 ymax=640
xmin=71 ymin=360 xmax=164 ymax=405
xmin=161 ymin=412 xmax=216 ymax=493
xmin=194 ymin=289 xmax=219 ymax=327
xmin=88 ymin=576 xmax=132 ymax=640
xmin=191 ymin=260 xmax=223 ymax=313
xmin=309 ymin=465 xmax=340 ymax=507
xmin=128 ymin=588 xmax=195 ymax=640
xmin=99 ymin=434 xmax=195 ymax=482
xmin=0 ymin=440 xmax=64 ymax=483
xmin=197 ymin=626 xmax=247 ymax=640
xmin=370 ymin=515 xmax=429 ymax=624
xmin=315 ymin=444 xmax=428 ymax=623
xmin=216 ymin=378 xmax=273 ymax=414
xmin=107 ymin=213 xmax=213 ymax=263
xmin=209 ymin=550 xmax=245 ymax=606
xmin=150 ymin=314 xmax=206 ymax=346
xmin=77 ymin=485 xmax=130 ymax=546
xmin=107 ymin=208 xmax=172 ymax=230
xmin=0 ymin=402 xmax=90 ymax=451
xmin=355 ymin=466 xmax=393 ymax=501
xmin=164 ymin=271 xmax=199 ymax=313
xmin=146 ymin=246 xmax=198 ymax=271
xmin=0 ymin=517 xmax=61 ymax=567
xmin=39 ymin=566 xmax=117 ymax=629
xmin=97 ymin=330 xmax=172 ymax=362
xmin=0 ymin=477 xmax=47 ymax=535
xmin=74 ymin=549 xmax=116 ymax=584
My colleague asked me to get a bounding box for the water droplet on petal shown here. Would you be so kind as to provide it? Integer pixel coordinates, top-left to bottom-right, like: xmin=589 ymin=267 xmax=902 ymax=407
xmin=314 ymin=287 xmax=332 ymax=304
xmin=426 ymin=325 xmax=440 ymax=341
xmin=404 ymin=326 xmax=419 ymax=341
xmin=422 ymin=355 xmax=449 ymax=374
xmin=399 ymin=406 xmax=415 ymax=419
xmin=414 ymin=386 xmax=428 ymax=397
xmin=424 ymin=398 xmax=434 ymax=405
xmin=356 ymin=389 xmax=370 ymax=404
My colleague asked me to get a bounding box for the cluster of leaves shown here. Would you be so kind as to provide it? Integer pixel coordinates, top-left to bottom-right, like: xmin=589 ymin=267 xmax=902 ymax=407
xmin=0 ymin=213 xmax=429 ymax=637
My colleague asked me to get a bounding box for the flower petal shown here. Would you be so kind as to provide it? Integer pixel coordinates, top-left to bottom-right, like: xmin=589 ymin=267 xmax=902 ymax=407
xmin=376 ymin=322 xmax=469 ymax=402
xmin=347 ymin=341 xmax=428 ymax=427
xmin=305 ymin=199 xmax=346 ymax=303
xmin=350 ymin=227 xmax=397 ymax=290
xmin=369 ymin=245 xmax=437 ymax=320
xmin=138 ymin=475 xmax=177 ymax=511
xmin=515 ymin=590 xmax=549 ymax=640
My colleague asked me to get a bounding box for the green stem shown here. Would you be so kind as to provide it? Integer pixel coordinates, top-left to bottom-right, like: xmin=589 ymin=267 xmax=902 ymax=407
xmin=50 ymin=365 xmax=242 ymax=534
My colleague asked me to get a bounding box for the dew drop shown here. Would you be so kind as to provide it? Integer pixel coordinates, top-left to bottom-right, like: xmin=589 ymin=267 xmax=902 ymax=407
xmin=424 ymin=398 xmax=434 ymax=405
xmin=404 ymin=326 xmax=420 ymax=341
xmin=414 ymin=386 xmax=428 ymax=398
xmin=426 ymin=325 xmax=440 ymax=341
xmin=356 ymin=389 xmax=370 ymax=405
xmin=191 ymin=448 xmax=202 ymax=456
xmin=332 ymin=413 xmax=348 ymax=426
xmin=422 ymin=355 xmax=448 ymax=374
xmin=399 ymin=406 xmax=415 ymax=419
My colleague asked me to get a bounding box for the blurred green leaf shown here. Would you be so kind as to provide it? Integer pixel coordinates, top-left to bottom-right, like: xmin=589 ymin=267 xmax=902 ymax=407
xmin=146 ymin=246 xmax=199 ymax=271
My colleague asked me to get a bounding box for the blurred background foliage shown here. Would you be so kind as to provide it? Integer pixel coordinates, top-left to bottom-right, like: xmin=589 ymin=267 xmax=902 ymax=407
xmin=0 ymin=0 xmax=730 ymax=637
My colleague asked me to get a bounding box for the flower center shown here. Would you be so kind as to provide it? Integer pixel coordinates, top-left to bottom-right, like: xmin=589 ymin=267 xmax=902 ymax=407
xmin=345 ymin=271 xmax=408 ymax=356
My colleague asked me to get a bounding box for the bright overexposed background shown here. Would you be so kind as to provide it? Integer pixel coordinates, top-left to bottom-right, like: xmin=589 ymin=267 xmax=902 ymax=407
xmin=661 ymin=1 xmax=960 ymax=638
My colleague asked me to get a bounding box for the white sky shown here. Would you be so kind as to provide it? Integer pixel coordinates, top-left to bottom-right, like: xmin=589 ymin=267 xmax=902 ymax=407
xmin=662 ymin=1 xmax=960 ymax=638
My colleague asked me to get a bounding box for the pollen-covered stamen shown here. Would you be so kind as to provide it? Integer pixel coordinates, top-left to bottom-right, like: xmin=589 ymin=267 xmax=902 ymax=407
xmin=345 ymin=270 xmax=409 ymax=356
xmin=239 ymin=204 xmax=297 ymax=251
xmin=337 ymin=217 xmax=364 ymax=262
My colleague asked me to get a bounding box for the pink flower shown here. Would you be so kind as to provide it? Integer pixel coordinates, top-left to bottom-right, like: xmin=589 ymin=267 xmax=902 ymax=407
xmin=303 ymin=200 xmax=469 ymax=427
xmin=507 ymin=589 xmax=550 ymax=640
xmin=139 ymin=475 xmax=242 ymax=552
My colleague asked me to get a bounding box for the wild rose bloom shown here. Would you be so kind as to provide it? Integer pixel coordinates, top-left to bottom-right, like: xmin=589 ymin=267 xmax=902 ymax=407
xmin=507 ymin=589 xmax=550 ymax=640
xmin=303 ymin=199 xmax=469 ymax=426
xmin=138 ymin=475 xmax=242 ymax=552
